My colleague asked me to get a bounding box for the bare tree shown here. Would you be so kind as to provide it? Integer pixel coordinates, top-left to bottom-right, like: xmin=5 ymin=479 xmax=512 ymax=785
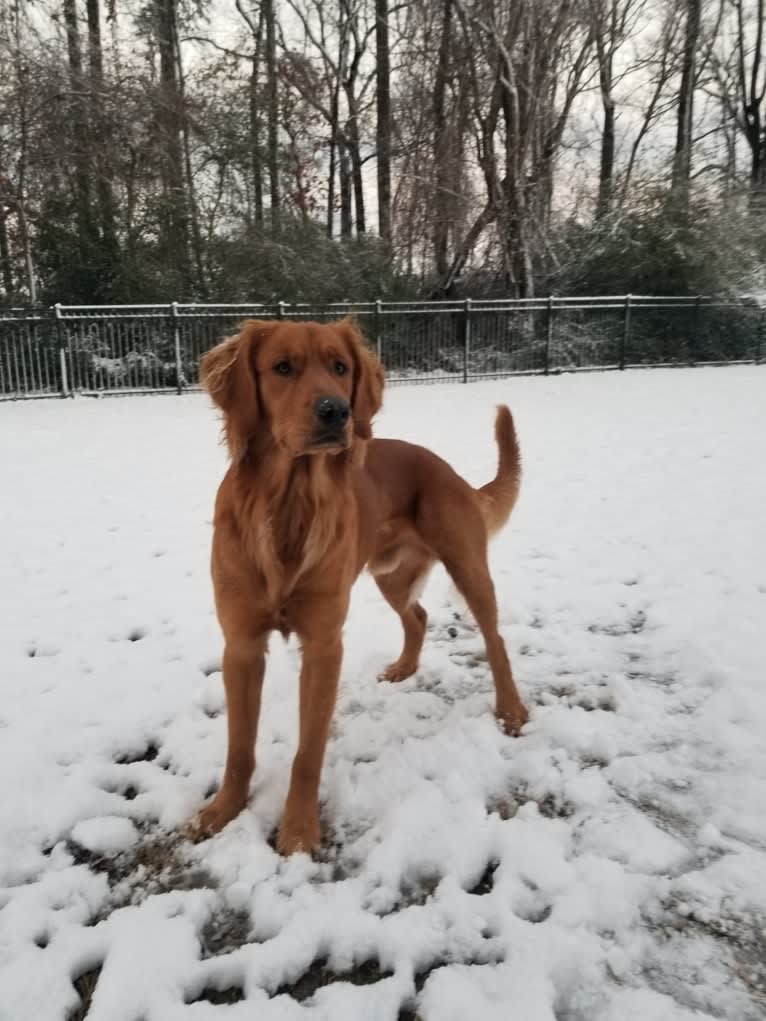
xmin=711 ymin=0 xmax=766 ymax=207
xmin=0 ymin=0 xmax=38 ymax=299
xmin=282 ymin=0 xmax=375 ymax=237
xmin=588 ymin=0 xmax=647 ymax=218
xmin=63 ymin=0 xmax=95 ymax=252
xmin=432 ymin=0 xmax=454 ymax=277
xmin=441 ymin=0 xmax=592 ymax=296
xmin=671 ymin=0 xmax=701 ymax=203
xmin=265 ymin=0 xmax=281 ymax=227
xmin=619 ymin=5 xmax=681 ymax=204
xmin=173 ymin=30 xmax=208 ymax=294
xmin=341 ymin=0 xmax=368 ymax=234
xmin=155 ymin=0 xmax=191 ymax=286
xmin=0 ymin=175 xmax=12 ymax=295
xmin=235 ymin=0 xmax=266 ymax=224
xmin=375 ymin=0 xmax=392 ymax=244
xmin=86 ymin=0 xmax=119 ymax=268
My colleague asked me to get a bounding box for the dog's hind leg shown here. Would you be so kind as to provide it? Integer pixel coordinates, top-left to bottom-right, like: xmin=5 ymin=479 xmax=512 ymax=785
xmin=374 ymin=551 xmax=433 ymax=683
xmin=442 ymin=549 xmax=527 ymax=734
xmin=417 ymin=496 xmax=528 ymax=735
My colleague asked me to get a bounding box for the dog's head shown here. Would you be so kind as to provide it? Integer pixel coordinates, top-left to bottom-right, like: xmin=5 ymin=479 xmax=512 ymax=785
xmin=200 ymin=318 xmax=384 ymax=461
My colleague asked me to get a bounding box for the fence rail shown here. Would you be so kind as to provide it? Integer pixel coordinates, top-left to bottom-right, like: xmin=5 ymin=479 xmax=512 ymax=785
xmin=1 ymin=296 xmax=762 ymax=400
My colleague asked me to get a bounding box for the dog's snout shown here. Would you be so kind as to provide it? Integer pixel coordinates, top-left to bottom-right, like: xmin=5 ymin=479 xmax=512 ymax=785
xmin=314 ymin=396 xmax=350 ymax=428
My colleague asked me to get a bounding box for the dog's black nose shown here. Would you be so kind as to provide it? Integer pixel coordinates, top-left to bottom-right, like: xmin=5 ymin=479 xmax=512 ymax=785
xmin=314 ymin=396 xmax=350 ymax=428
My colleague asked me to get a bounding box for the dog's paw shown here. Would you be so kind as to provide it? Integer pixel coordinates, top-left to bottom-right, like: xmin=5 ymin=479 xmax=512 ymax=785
xmin=184 ymin=792 xmax=247 ymax=842
xmin=378 ymin=659 xmax=418 ymax=683
xmin=496 ymin=701 xmax=529 ymax=737
xmin=183 ymin=816 xmax=213 ymax=844
xmin=276 ymin=814 xmax=320 ymax=856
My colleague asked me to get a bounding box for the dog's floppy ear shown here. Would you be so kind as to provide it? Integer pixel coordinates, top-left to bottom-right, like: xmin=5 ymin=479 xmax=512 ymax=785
xmin=200 ymin=319 xmax=275 ymax=461
xmin=340 ymin=318 xmax=384 ymax=441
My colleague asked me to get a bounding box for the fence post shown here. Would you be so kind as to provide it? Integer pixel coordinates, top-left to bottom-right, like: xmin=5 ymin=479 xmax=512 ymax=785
xmin=690 ymin=295 xmax=701 ymax=366
xmin=544 ymin=295 xmax=554 ymax=375
xmin=277 ymin=300 xmax=286 ymax=319
xmin=54 ymin=303 xmax=71 ymax=397
xmin=59 ymin=347 xmax=70 ymax=397
xmin=462 ymin=298 xmax=472 ymax=383
xmin=171 ymin=301 xmax=183 ymax=394
xmin=620 ymin=293 xmax=631 ymax=370
xmin=375 ymin=298 xmax=382 ymax=362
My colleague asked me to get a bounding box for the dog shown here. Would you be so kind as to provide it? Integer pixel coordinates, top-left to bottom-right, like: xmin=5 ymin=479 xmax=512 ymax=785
xmin=188 ymin=317 xmax=528 ymax=854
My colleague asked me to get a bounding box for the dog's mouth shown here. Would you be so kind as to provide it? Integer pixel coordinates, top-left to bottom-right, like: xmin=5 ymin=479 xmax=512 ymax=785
xmin=303 ymin=431 xmax=351 ymax=454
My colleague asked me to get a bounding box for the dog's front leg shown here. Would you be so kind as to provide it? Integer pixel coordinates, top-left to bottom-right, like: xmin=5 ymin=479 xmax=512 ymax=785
xmin=188 ymin=635 xmax=267 ymax=838
xmin=277 ymin=633 xmax=343 ymax=855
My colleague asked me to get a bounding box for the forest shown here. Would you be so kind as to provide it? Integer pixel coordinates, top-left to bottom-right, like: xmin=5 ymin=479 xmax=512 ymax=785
xmin=0 ymin=0 xmax=764 ymax=305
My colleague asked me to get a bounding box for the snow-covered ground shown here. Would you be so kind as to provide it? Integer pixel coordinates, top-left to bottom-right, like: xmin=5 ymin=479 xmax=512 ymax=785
xmin=1 ymin=366 xmax=765 ymax=1021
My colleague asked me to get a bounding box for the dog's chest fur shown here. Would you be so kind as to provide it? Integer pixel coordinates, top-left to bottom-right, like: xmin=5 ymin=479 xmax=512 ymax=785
xmin=234 ymin=454 xmax=351 ymax=611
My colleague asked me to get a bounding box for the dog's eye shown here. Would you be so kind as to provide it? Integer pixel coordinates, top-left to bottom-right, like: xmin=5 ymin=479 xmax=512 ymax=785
xmin=334 ymin=361 xmax=347 ymax=376
xmin=273 ymin=360 xmax=292 ymax=376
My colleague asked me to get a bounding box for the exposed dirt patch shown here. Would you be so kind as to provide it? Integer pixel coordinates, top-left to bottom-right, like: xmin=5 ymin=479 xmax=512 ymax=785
xmin=115 ymin=743 xmax=159 ymax=765
xmin=468 ymin=861 xmax=498 ymax=896
xmin=274 ymin=958 xmax=392 ymax=1002
xmin=199 ymin=907 xmax=254 ymax=958
xmin=66 ymin=965 xmax=102 ymax=1021
xmin=66 ymin=830 xmax=215 ymax=919
xmin=487 ymin=788 xmax=575 ymax=821
xmin=189 ymin=985 xmax=245 ymax=1005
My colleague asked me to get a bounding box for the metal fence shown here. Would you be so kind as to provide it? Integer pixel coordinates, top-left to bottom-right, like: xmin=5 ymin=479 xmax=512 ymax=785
xmin=0 ymin=296 xmax=763 ymax=400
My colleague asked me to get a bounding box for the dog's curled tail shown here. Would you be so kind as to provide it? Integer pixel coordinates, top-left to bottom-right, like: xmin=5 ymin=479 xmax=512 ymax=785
xmin=477 ymin=405 xmax=521 ymax=537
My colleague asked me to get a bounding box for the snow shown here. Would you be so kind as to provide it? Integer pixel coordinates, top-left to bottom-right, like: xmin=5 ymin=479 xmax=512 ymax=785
xmin=1 ymin=365 xmax=765 ymax=1021
xmin=70 ymin=818 xmax=139 ymax=856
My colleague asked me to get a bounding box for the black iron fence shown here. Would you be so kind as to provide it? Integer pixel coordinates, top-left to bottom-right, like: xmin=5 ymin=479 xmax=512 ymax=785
xmin=0 ymin=296 xmax=762 ymax=400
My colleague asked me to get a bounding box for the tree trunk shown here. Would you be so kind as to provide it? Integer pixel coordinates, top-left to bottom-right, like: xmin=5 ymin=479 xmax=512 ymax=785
xmin=339 ymin=139 xmax=352 ymax=239
xmin=326 ymin=25 xmax=346 ymax=238
xmin=63 ymin=0 xmax=94 ymax=251
xmin=340 ymin=1 xmax=365 ymax=236
xmin=15 ymin=147 xmax=37 ymax=303
xmin=8 ymin=11 xmax=36 ymax=302
xmin=744 ymin=0 xmax=766 ymax=208
xmin=344 ymin=102 xmax=366 ymax=234
xmin=86 ymin=0 xmax=119 ymax=275
xmin=264 ymin=0 xmax=280 ymax=230
xmin=250 ymin=36 xmax=264 ymax=225
xmin=326 ymin=102 xmax=338 ymax=236
xmin=671 ymin=0 xmax=700 ymax=203
xmin=499 ymin=69 xmax=533 ymax=298
xmin=595 ymin=20 xmax=615 ymax=220
xmin=746 ymin=108 xmax=766 ymax=205
xmin=174 ymin=28 xmax=207 ymax=296
xmin=432 ymin=0 xmax=453 ymax=278
xmin=375 ymin=0 xmax=392 ymax=246
xmin=235 ymin=0 xmax=265 ymax=225
xmin=155 ymin=0 xmax=191 ymax=286
xmin=19 ymin=205 xmax=36 ymax=303
xmin=723 ymin=0 xmax=766 ymax=211
xmin=597 ymin=94 xmax=615 ymax=217
xmin=509 ymin=206 xmax=534 ymax=298
xmin=589 ymin=0 xmax=617 ymax=219
xmin=434 ymin=197 xmax=497 ymax=297
xmin=0 ymin=194 xmax=13 ymax=296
